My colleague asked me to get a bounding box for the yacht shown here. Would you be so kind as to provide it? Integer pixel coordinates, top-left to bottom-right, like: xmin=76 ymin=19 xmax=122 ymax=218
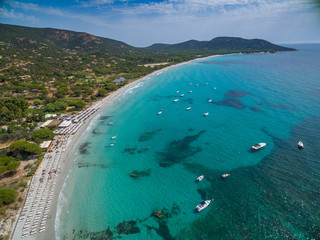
xmin=197 ymin=175 xmax=204 ymax=182
xmin=203 ymin=112 xmax=209 ymax=116
xmin=174 ymin=99 xmax=179 ymax=102
xmin=208 ymin=99 xmax=213 ymax=103
xmin=251 ymin=143 xmax=266 ymax=151
xmin=186 ymin=107 xmax=191 ymax=111
xmin=221 ymin=173 xmax=230 ymax=179
xmin=195 ymin=199 xmax=212 ymax=212
xmin=298 ymin=141 xmax=304 ymax=149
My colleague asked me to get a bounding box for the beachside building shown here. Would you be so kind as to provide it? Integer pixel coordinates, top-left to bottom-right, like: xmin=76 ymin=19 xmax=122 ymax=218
xmin=113 ymin=77 xmax=126 ymax=83
xmin=39 ymin=140 xmax=52 ymax=149
xmin=58 ymin=120 xmax=72 ymax=128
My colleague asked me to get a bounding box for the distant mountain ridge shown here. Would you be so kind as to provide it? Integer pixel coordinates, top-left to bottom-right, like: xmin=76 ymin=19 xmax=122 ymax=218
xmin=0 ymin=23 xmax=134 ymax=52
xmin=147 ymin=37 xmax=296 ymax=52
xmin=0 ymin=23 xmax=296 ymax=53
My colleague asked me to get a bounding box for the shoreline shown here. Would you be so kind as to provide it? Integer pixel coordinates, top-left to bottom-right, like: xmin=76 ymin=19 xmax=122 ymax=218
xmin=10 ymin=54 xmax=219 ymax=240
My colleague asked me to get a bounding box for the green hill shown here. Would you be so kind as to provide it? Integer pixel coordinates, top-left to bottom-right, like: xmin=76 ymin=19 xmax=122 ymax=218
xmin=148 ymin=37 xmax=296 ymax=53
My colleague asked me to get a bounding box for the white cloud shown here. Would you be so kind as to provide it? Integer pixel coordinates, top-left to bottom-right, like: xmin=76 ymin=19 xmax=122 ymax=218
xmin=0 ymin=6 xmax=37 ymax=22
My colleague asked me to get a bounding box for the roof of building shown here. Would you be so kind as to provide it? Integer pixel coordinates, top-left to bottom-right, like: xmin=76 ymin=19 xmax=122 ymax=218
xmin=40 ymin=140 xmax=52 ymax=149
xmin=41 ymin=120 xmax=53 ymax=128
xmin=58 ymin=120 xmax=72 ymax=128
xmin=113 ymin=77 xmax=126 ymax=83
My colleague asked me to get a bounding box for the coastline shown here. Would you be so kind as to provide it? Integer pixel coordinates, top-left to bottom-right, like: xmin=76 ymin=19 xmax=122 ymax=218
xmin=12 ymin=54 xmax=217 ymax=240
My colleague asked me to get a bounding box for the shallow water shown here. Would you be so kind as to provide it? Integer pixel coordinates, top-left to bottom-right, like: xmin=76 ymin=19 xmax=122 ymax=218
xmin=57 ymin=44 xmax=320 ymax=240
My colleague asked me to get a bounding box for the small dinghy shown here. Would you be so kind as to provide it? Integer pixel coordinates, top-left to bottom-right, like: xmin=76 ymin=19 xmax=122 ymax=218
xmin=173 ymin=99 xmax=179 ymax=102
xmin=180 ymin=94 xmax=184 ymax=97
xmin=176 ymin=91 xmax=179 ymax=93
xmin=196 ymin=175 xmax=204 ymax=182
xmin=108 ymin=122 xmax=113 ymax=125
xmin=208 ymin=99 xmax=213 ymax=103
xmin=297 ymin=141 xmax=304 ymax=149
xmin=188 ymin=90 xmax=192 ymax=93
xmin=221 ymin=173 xmax=230 ymax=179
xmin=157 ymin=111 xmax=162 ymax=115
xmin=186 ymin=107 xmax=191 ymax=111
xmin=111 ymin=136 xmax=117 ymax=139
xmin=203 ymin=112 xmax=209 ymax=116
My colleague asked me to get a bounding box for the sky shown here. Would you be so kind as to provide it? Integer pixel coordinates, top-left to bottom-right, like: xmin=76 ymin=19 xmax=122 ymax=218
xmin=0 ymin=0 xmax=320 ymax=47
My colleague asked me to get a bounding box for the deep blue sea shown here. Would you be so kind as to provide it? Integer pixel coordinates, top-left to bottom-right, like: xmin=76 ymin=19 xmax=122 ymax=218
xmin=56 ymin=44 xmax=320 ymax=240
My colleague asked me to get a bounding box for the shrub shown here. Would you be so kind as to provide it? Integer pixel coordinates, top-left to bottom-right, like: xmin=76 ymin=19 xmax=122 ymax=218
xmin=0 ymin=188 xmax=17 ymax=206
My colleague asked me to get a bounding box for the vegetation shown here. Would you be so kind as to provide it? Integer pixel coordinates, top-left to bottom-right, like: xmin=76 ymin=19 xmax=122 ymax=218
xmin=8 ymin=141 xmax=42 ymax=158
xmin=0 ymin=188 xmax=17 ymax=207
xmin=0 ymin=157 xmax=20 ymax=174
xmin=31 ymin=128 xmax=54 ymax=143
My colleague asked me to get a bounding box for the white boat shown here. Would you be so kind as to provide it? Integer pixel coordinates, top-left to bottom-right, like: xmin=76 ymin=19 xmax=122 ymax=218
xmin=213 ymin=87 xmax=216 ymax=90
xmin=195 ymin=199 xmax=212 ymax=212
xmin=173 ymin=99 xmax=179 ymax=102
xmin=188 ymin=91 xmax=192 ymax=93
xmin=176 ymin=91 xmax=179 ymax=93
xmin=221 ymin=173 xmax=230 ymax=179
xmin=195 ymin=84 xmax=199 ymax=86
xmin=208 ymin=99 xmax=213 ymax=103
xmin=180 ymin=94 xmax=184 ymax=97
xmin=158 ymin=111 xmax=162 ymax=115
xmin=203 ymin=112 xmax=209 ymax=116
xmin=251 ymin=143 xmax=266 ymax=151
xmin=298 ymin=141 xmax=304 ymax=149
xmin=111 ymin=136 xmax=117 ymax=139
xmin=108 ymin=122 xmax=113 ymax=125
xmin=109 ymin=144 xmax=114 ymax=147
xmin=186 ymin=107 xmax=191 ymax=111
xmin=197 ymin=175 xmax=204 ymax=182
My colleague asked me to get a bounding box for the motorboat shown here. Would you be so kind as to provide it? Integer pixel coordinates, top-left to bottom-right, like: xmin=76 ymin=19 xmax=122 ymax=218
xmin=195 ymin=84 xmax=199 ymax=87
xmin=109 ymin=144 xmax=114 ymax=147
xmin=221 ymin=173 xmax=230 ymax=179
xmin=186 ymin=107 xmax=191 ymax=111
xmin=111 ymin=136 xmax=117 ymax=139
xmin=188 ymin=90 xmax=192 ymax=93
xmin=108 ymin=122 xmax=113 ymax=125
xmin=251 ymin=143 xmax=266 ymax=151
xmin=297 ymin=141 xmax=304 ymax=149
xmin=158 ymin=111 xmax=162 ymax=115
xmin=180 ymin=94 xmax=184 ymax=97
xmin=197 ymin=175 xmax=204 ymax=182
xmin=208 ymin=99 xmax=213 ymax=103
xmin=213 ymin=87 xmax=216 ymax=90
xmin=174 ymin=99 xmax=179 ymax=102
xmin=203 ymin=112 xmax=209 ymax=116
xmin=176 ymin=91 xmax=179 ymax=93
xmin=195 ymin=199 xmax=212 ymax=212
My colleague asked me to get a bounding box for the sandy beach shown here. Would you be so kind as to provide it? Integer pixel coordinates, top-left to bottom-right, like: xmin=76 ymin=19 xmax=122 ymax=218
xmin=10 ymin=55 xmax=216 ymax=240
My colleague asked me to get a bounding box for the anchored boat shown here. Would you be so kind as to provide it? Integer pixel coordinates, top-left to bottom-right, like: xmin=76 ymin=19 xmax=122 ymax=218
xmin=251 ymin=143 xmax=266 ymax=151
xmin=298 ymin=141 xmax=304 ymax=149
xmin=195 ymin=199 xmax=212 ymax=212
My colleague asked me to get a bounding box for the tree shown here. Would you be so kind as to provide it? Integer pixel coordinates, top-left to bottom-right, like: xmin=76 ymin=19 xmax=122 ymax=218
xmin=9 ymin=141 xmax=42 ymax=157
xmin=31 ymin=129 xmax=54 ymax=143
xmin=0 ymin=188 xmax=17 ymax=206
xmin=98 ymin=88 xmax=108 ymax=97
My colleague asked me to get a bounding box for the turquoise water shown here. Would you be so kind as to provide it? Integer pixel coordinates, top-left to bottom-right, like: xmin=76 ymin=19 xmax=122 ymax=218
xmin=56 ymin=44 xmax=320 ymax=240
